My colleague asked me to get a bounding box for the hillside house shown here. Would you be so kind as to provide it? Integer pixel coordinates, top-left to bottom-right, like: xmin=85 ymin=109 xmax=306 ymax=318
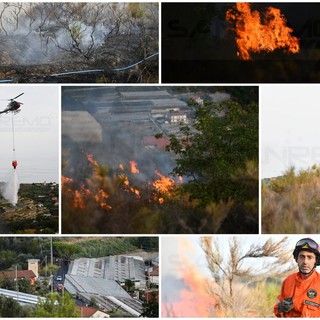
xmin=76 ymin=306 xmax=110 ymax=318
xmin=0 ymin=270 xmax=37 ymax=286
xmin=169 ymin=111 xmax=187 ymax=124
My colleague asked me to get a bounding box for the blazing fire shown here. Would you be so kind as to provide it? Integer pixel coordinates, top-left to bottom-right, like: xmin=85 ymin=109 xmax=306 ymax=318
xmin=226 ymin=2 xmax=300 ymax=60
xmin=162 ymin=238 xmax=220 ymax=317
xmin=63 ymin=154 xmax=182 ymax=210
xmin=152 ymin=170 xmax=176 ymax=204
xmin=62 ymin=176 xmax=112 ymax=210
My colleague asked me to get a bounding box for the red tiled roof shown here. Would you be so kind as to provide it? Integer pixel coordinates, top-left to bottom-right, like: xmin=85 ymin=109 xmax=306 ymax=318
xmin=143 ymin=136 xmax=170 ymax=150
xmin=149 ymin=266 xmax=159 ymax=276
xmin=76 ymin=306 xmax=98 ymax=317
xmin=0 ymin=270 xmax=36 ymax=280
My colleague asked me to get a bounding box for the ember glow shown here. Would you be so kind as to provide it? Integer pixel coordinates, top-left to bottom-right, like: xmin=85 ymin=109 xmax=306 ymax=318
xmin=129 ymin=160 xmax=140 ymax=173
xmin=119 ymin=174 xmax=141 ymax=198
xmin=62 ymin=175 xmax=112 ymax=210
xmin=226 ymin=3 xmax=300 ymax=60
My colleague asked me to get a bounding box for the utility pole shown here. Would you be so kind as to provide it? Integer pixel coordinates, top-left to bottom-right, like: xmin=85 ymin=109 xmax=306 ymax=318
xmin=45 ymin=256 xmax=48 ymax=277
xmin=15 ymin=265 xmax=19 ymax=301
xmin=50 ymin=237 xmax=53 ymax=266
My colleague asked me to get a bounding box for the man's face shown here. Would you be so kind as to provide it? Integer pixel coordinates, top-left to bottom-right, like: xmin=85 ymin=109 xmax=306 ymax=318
xmin=297 ymin=250 xmax=316 ymax=274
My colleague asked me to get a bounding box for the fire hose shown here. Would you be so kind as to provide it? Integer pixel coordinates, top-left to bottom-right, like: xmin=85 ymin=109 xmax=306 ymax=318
xmin=50 ymin=52 xmax=159 ymax=76
xmin=0 ymin=52 xmax=159 ymax=81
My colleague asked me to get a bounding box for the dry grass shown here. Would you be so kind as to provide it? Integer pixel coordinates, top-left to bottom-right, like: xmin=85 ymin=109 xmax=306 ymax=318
xmin=262 ymin=165 xmax=320 ymax=233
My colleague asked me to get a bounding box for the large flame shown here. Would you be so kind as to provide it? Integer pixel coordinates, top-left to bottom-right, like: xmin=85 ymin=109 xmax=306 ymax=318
xmin=162 ymin=238 xmax=220 ymax=317
xmin=152 ymin=170 xmax=176 ymax=204
xmin=226 ymin=3 xmax=300 ymax=60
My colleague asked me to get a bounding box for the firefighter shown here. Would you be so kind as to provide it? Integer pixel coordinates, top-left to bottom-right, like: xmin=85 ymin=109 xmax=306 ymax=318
xmin=274 ymin=238 xmax=320 ymax=317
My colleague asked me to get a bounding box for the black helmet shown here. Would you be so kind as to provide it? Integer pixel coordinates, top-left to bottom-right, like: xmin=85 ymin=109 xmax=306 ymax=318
xmin=293 ymin=238 xmax=320 ymax=266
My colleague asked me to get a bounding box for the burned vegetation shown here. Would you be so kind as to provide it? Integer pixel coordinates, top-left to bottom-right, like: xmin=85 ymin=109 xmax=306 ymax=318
xmin=61 ymin=86 xmax=259 ymax=234
xmin=0 ymin=3 xmax=158 ymax=83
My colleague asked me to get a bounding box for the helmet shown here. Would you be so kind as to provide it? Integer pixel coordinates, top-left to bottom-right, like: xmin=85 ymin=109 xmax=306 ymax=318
xmin=293 ymin=238 xmax=320 ymax=266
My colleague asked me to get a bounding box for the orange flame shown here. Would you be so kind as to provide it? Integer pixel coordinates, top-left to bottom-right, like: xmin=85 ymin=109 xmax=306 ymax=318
xmin=226 ymin=3 xmax=300 ymax=60
xmin=162 ymin=238 xmax=220 ymax=317
xmin=62 ymin=175 xmax=73 ymax=185
xmin=86 ymin=153 xmax=99 ymax=166
xmin=119 ymin=174 xmax=141 ymax=198
xmin=152 ymin=170 xmax=176 ymax=203
xmin=129 ymin=160 xmax=140 ymax=173
xmin=153 ymin=170 xmax=175 ymax=194
xmin=73 ymin=190 xmax=86 ymax=209
xmin=95 ymin=189 xmax=112 ymax=209
xmin=62 ymin=174 xmax=112 ymax=210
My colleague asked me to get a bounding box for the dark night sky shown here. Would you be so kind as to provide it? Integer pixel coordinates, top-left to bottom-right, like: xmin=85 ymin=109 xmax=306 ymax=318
xmin=162 ymin=3 xmax=320 ymax=83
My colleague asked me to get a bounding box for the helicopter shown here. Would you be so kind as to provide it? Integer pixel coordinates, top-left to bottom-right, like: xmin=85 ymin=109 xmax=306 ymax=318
xmin=0 ymin=93 xmax=24 ymax=115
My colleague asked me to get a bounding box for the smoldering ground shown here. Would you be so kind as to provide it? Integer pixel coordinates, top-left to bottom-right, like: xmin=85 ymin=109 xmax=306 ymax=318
xmin=0 ymin=3 xmax=158 ymax=83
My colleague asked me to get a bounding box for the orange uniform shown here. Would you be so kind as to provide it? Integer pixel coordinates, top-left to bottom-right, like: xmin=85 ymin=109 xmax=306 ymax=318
xmin=274 ymin=271 xmax=320 ymax=317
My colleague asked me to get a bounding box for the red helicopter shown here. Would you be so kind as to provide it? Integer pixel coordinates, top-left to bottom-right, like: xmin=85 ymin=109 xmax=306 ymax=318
xmin=0 ymin=93 xmax=24 ymax=115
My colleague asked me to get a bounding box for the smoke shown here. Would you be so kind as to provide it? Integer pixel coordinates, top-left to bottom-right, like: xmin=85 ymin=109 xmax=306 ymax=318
xmin=1 ymin=170 xmax=20 ymax=205
xmin=0 ymin=3 xmax=132 ymax=65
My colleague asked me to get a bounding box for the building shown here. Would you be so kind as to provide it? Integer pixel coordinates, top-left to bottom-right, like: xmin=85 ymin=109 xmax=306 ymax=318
xmin=64 ymin=255 xmax=146 ymax=317
xmin=76 ymin=306 xmax=110 ymax=318
xmin=0 ymin=270 xmax=37 ymax=286
xmin=27 ymin=259 xmax=40 ymax=278
xmin=143 ymin=136 xmax=170 ymax=150
xmin=146 ymin=265 xmax=159 ymax=287
xmin=169 ymin=111 xmax=187 ymax=124
xmin=68 ymin=255 xmax=146 ymax=288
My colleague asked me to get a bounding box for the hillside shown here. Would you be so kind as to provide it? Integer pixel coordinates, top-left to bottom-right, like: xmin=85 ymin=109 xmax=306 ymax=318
xmin=0 ymin=183 xmax=58 ymax=234
xmin=262 ymin=165 xmax=320 ymax=233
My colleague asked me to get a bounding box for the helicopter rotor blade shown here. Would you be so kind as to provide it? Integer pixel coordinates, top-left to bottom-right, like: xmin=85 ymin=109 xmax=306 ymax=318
xmin=11 ymin=92 xmax=24 ymax=100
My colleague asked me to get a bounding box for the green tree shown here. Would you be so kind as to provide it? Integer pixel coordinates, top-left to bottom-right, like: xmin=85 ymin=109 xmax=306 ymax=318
xmin=124 ymin=279 xmax=135 ymax=291
xmin=31 ymin=292 xmax=79 ymax=317
xmin=167 ymin=98 xmax=258 ymax=207
xmin=53 ymin=242 xmax=81 ymax=262
xmin=133 ymin=237 xmax=159 ymax=252
xmin=0 ymin=295 xmax=31 ymax=317
xmin=141 ymin=292 xmax=159 ymax=317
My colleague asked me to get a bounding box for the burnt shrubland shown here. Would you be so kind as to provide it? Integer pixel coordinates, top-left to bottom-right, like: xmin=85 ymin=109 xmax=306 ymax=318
xmin=0 ymin=3 xmax=158 ymax=83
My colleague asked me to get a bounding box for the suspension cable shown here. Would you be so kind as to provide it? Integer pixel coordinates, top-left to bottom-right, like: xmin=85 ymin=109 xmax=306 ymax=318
xmin=12 ymin=112 xmax=15 ymax=152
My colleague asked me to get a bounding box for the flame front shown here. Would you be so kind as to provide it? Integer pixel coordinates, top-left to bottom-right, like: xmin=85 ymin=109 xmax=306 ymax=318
xmin=162 ymin=238 xmax=220 ymax=317
xmin=226 ymin=3 xmax=300 ymax=60
xmin=63 ymin=155 xmax=182 ymax=210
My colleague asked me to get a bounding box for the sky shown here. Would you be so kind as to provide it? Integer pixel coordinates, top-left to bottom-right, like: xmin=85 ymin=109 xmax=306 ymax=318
xmin=261 ymin=84 xmax=320 ymax=178
xmin=161 ymin=235 xmax=315 ymax=280
xmin=0 ymin=85 xmax=59 ymax=183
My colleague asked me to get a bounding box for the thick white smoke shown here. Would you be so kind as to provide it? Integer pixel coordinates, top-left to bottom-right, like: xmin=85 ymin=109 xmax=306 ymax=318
xmin=1 ymin=170 xmax=20 ymax=205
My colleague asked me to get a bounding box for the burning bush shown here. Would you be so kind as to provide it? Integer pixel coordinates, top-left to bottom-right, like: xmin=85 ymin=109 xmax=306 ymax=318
xmin=62 ymin=150 xmax=258 ymax=234
xmin=226 ymin=3 xmax=300 ymax=60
